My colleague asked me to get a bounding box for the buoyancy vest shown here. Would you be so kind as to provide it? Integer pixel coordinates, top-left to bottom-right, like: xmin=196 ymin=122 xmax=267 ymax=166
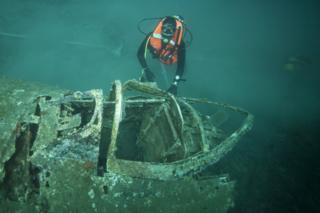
xmin=149 ymin=18 xmax=184 ymax=64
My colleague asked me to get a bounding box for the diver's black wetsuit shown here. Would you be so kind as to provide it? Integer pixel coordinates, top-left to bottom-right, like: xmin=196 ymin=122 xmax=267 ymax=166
xmin=137 ymin=32 xmax=186 ymax=83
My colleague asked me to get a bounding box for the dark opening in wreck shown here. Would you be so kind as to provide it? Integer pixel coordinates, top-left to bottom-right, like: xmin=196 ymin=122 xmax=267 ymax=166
xmin=0 ymin=78 xmax=253 ymax=212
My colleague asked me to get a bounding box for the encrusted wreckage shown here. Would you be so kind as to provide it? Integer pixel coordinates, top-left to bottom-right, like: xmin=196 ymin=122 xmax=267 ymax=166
xmin=0 ymin=76 xmax=253 ymax=212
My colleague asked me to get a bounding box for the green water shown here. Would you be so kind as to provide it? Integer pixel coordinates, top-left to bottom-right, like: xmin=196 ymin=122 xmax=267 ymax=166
xmin=0 ymin=0 xmax=319 ymax=212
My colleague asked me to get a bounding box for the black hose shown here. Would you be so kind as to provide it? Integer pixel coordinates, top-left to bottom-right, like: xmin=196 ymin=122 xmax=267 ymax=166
xmin=137 ymin=17 xmax=162 ymax=35
xmin=185 ymin=27 xmax=193 ymax=47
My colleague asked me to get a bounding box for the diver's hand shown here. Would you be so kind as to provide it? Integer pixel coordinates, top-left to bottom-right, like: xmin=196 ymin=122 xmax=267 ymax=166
xmin=142 ymin=67 xmax=155 ymax=82
xmin=167 ymin=84 xmax=177 ymax=95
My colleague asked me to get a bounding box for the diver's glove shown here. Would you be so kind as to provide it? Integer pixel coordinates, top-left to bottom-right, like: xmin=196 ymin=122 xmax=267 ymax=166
xmin=167 ymin=75 xmax=182 ymax=95
xmin=140 ymin=67 xmax=155 ymax=82
xmin=167 ymin=75 xmax=186 ymax=95
xmin=167 ymin=84 xmax=177 ymax=95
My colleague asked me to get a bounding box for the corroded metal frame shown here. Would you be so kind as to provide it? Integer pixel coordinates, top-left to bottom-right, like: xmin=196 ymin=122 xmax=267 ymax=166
xmin=106 ymin=80 xmax=254 ymax=181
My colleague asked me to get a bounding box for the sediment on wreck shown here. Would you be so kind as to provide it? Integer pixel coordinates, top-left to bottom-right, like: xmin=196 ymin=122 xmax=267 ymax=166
xmin=0 ymin=78 xmax=253 ymax=213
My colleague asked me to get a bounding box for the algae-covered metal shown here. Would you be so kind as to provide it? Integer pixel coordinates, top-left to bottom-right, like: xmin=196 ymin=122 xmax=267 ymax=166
xmin=0 ymin=77 xmax=253 ymax=212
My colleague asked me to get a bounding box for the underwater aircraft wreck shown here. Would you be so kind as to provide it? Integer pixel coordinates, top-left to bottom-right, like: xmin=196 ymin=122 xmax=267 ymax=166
xmin=0 ymin=76 xmax=253 ymax=212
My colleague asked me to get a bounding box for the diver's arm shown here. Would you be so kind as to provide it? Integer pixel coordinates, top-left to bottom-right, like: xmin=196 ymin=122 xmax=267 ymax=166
xmin=137 ymin=34 xmax=150 ymax=69
xmin=168 ymin=41 xmax=186 ymax=95
xmin=137 ymin=33 xmax=155 ymax=82
xmin=174 ymin=40 xmax=186 ymax=83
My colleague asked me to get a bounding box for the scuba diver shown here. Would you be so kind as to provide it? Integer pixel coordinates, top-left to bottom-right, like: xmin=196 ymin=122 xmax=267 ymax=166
xmin=137 ymin=15 xmax=186 ymax=95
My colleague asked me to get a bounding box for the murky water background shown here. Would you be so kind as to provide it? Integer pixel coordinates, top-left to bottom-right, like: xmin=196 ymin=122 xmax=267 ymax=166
xmin=1 ymin=0 xmax=319 ymax=212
